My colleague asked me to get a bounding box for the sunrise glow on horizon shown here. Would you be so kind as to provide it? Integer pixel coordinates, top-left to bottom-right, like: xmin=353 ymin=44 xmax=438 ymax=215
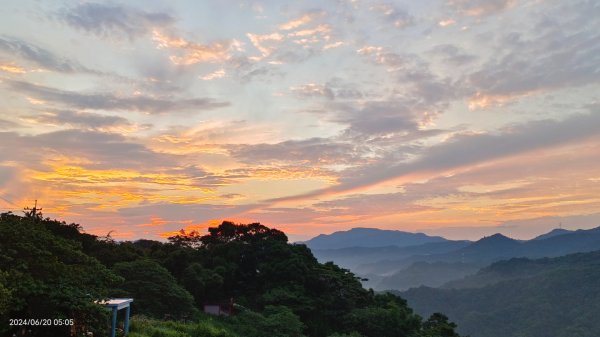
xmin=1 ymin=0 xmax=599 ymax=241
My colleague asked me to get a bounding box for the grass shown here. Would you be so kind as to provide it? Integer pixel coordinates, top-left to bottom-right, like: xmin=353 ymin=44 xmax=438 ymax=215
xmin=128 ymin=315 xmax=238 ymax=337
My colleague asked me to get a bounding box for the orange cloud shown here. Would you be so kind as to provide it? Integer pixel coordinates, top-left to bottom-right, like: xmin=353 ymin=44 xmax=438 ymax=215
xmin=438 ymin=18 xmax=456 ymax=27
xmin=0 ymin=63 xmax=26 ymax=74
xmin=246 ymin=32 xmax=284 ymax=58
xmin=200 ymin=68 xmax=226 ymax=80
xmin=288 ymin=24 xmax=331 ymax=38
xmin=152 ymin=30 xmax=238 ymax=65
xmin=279 ymin=14 xmax=315 ymax=30
xmin=467 ymin=91 xmax=537 ymax=109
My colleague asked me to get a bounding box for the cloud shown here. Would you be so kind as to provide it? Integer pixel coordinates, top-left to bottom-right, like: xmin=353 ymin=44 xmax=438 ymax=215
xmin=229 ymin=137 xmax=362 ymax=165
xmin=238 ymin=64 xmax=284 ymax=82
xmin=356 ymin=45 xmax=406 ymax=70
xmin=118 ymin=202 xmax=258 ymax=225
xmin=153 ymin=30 xmax=239 ymax=65
xmin=288 ymin=24 xmax=331 ymax=38
xmin=271 ymin=112 xmax=600 ymax=202
xmin=279 ymin=13 xmax=316 ymax=31
xmin=200 ymin=68 xmax=226 ymax=80
xmin=5 ymin=79 xmax=229 ymax=114
xmin=340 ymin=112 xmax=600 ymax=191
xmin=465 ymin=3 xmax=600 ymax=105
xmin=425 ymin=213 xmax=600 ymax=240
xmin=0 ymin=62 xmax=26 ymax=74
xmin=331 ymin=100 xmax=422 ymax=135
xmin=22 ymin=110 xmax=136 ymax=130
xmin=0 ymin=36 xmax=91 ymax=73
xmin=438 ymin=18 xmax=456 ymax=27
xmin=244 ymin=13 xmax=334 ymax=64
xmin=0 ymin=118 xmax=20 ymax=129
xmin=370 ymin=2 xmax=414 ymax=28
xmin=325 ymin=78 xmax=363 ymax=99
xmin=429 ymin=44 xmax=477 ymax=66
xmin=59 ymin=3 xmax=175 ymax=40
xmin=0 ymin=129 xmax=178 ymax=170
xmin=258 ymin=135 xmax=600 ymax=232
xmin=290 ymin=83 xmax=335 ymax=100
xmin=246 ymin=32 xmax=284 ymax=58
xmin=448 ymin=0 xmax=517 ymax=17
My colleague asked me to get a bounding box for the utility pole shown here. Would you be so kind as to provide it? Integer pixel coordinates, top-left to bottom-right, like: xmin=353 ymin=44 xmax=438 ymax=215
xmin=24 ymin=199 xmax=42 ymax=219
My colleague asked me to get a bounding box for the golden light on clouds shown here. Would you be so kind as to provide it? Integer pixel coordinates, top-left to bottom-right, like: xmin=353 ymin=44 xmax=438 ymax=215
xmin=0 ymin=63 xmax=26 ymax=74
xmin=278 ymin=13 xmax=315 ymax=31
xmin=152 ymin=30 xmax=235 ymax=65
xmin=438 ymin=19 xmax=456 ymax=27
xmin=1 ymin=0 xmax=598 ymax=242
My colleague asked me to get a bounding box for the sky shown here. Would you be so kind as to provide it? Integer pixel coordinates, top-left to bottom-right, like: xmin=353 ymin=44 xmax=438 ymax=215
xmin=0 ymin=0 xmax=599 ymax=242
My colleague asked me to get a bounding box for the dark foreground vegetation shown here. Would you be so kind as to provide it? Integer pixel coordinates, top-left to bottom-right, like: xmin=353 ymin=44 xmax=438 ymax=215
xmin=0 ymin=211 xmax=462 ymax=337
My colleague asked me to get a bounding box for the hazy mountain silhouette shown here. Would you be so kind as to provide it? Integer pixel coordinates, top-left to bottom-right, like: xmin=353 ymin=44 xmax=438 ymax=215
xmin=356 ymin=227 xmax=600 ymax=277
xmin=303 ymin=227 xmax=446 ymax=250
xmin=305 ymin=226 xmax=600 ymax=291
xmin=311 ymin=240 xmax=471 ymax=271
xmin=531 ymin=228 xmax=572 ymax=240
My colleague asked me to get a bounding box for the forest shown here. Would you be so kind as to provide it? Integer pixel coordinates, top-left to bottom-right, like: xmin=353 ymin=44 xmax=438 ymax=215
xmin=400 ymin=251 xmax=600 ymax=337
xmin=0 ymin=211 xmax=462 ymax=337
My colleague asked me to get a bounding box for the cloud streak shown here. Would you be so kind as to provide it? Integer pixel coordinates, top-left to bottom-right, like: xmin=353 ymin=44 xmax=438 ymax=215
xmin=271 ymin=112 xmax=600 ymax=202
xmin=0 ymin=36 xmax=91 ymax=73
xmin=59 ymin=3 xmax=175 ymax=40
xmin=5 ymin=80 xmax=229 ymax=114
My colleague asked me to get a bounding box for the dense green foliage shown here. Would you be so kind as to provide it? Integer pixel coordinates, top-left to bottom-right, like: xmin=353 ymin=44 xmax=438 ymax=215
xmin=0 ymin=212 xmax=121 ymax=336
xmin=401 ymin=251 xmax=600 ymax=337
xmin=1 ymin=212 xmax=462 ymax=337
xmin=112 ymin=260 xmax=197 ymax=319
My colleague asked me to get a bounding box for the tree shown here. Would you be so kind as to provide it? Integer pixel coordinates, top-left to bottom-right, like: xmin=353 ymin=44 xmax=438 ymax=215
xmin=112 ymin=259 xmax=197 ymax=319
xmin=421 ymin=313 xmax=461 ymax=337
xmin=343 ymin=293 xmax=421 ymax=337
xmin=181 ymin=263 xmax=224 ymax=304
xmin=167 ymin=229 xmax=203 ymax=248
xmin=199 ymin=221 xmax=288 ymax=247
xmin=0 ymin=212 xmax=121 ymax=337
xmin=0 ymin=271 xmax=12 ymax=322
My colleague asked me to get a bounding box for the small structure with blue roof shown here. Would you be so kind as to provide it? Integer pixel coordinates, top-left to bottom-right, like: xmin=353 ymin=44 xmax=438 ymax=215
xmin=97 ymin=298 xmax=133 ymax=337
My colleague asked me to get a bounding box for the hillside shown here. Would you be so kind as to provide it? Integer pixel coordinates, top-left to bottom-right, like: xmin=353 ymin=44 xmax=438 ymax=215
xmin=303 ymin=227 xmax=447 ymax=250
xmin=0 ymin=212 xmax=463 ymax=337
xmin=376 ymin=262 xmax=479 ymax=291
xmin=532 ymin=228 xmax=572 ymax=240
xmin=400 ymin=250 xmax=600 ymax=337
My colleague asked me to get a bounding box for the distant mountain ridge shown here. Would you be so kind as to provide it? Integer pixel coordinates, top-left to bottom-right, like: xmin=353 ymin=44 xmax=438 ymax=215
xmin=307 ymin=226 xmax=600 ymax=291
xmin=303 ymin=227 xmax=447 ymax=250
xmin=356 ymin=226 xmax=600 ymax=275
xmin=532 ymin=228 xmax=572 ymax=240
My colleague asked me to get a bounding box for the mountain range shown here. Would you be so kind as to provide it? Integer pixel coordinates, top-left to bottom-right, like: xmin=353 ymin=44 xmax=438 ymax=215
xmin=307 ymin=226 xmax=600 ymax=291
xmin=303 ymin=227 xmax=446 ymax=250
